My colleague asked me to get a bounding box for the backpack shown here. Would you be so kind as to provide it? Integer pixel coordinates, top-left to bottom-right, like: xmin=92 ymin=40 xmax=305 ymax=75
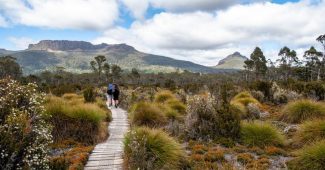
xmin=107 ymin=84 xmax=113 ymax=94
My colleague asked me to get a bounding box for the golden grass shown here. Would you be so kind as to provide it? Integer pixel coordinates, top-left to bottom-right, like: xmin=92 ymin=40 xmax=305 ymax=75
xmin=281 ymin=99 xmax=325 ymax=123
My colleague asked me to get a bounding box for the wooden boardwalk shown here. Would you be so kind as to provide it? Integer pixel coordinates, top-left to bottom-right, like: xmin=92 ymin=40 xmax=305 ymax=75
xmin=85 ymin=108 xmax=129 ymax=170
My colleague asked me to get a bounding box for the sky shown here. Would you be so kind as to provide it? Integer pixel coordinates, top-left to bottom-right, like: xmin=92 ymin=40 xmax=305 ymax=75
xmin=0 ymin=0 xmax=324 ymax=66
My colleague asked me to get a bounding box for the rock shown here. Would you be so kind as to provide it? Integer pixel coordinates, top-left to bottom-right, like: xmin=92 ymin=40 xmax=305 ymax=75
xmin=260 ymin=111 xmax=270 ymax=118
xmin=284 ymin=125 xmax=299 ymax=137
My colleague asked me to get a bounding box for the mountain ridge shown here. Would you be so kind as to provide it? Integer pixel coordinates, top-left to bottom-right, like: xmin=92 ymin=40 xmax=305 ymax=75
xmin=1 ymin=40 xmax=236 ymax=74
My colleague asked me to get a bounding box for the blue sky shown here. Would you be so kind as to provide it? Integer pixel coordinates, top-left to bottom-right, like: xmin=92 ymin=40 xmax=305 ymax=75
xmin=0 ymin=0 xmax=324 ymax=65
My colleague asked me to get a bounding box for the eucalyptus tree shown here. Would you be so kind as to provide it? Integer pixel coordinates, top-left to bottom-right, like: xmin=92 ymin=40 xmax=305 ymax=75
xmin=304 ymin=46 xmax=323 ymax=81
xmin=0 ymin=56 xmax=22 ymax=79
xmin=316 ymin=34 xmax=325 ymax=80
xmin=90 ymin=55 xmax=107 ymax=78
xmin=244 ymin=47 xmax=267 ymax=80
xmin=277 ymin=46 xmax=299 ymax=80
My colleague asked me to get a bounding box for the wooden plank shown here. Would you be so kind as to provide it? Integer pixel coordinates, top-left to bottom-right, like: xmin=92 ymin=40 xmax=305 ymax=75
xmin=84 ymin=108 xmax=129 ymax=170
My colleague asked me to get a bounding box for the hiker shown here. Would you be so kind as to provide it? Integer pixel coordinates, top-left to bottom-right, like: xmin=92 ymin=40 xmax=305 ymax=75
xmin=107 ymin=83 xmax=114 ymax=107
xmin=113 ymin=84 xmax=120 ymax=108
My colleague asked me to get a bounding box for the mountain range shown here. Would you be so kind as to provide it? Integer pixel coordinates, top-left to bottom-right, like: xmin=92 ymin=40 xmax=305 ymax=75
xmin=0 ymin=40 xmax=243 ymax=74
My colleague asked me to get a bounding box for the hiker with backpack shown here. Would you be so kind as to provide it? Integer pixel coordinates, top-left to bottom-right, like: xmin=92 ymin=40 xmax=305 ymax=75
xmin=113 ymin=84 xmax=120 ymax=108
xmin=107 ymin=83 xmax=114 ymax=107
xmin=107 ymin=83 xmax=120 ymax=108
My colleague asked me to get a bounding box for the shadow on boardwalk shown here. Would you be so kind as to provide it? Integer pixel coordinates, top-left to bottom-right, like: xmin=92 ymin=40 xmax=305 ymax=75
xmin=85 ymin=108 xmax=129 ymax=170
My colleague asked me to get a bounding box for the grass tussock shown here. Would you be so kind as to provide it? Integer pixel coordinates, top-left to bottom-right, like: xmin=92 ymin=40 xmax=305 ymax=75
xmin=62 ymin=93 xmax=82 ymax=100
xmin=240 ymin=122 xmax=285 ymax=147
xmin=45 ymin=96 xmax=107 ymax=125
xmin=166 ymin=99 xmax=187 ymax=115
xmin=230 ymin=91 xmax=261 ymax=119
xmin=288 ymin=140 xmax=325 ymax=170
xmin=281 ymin=99 xmax=325 ymax=123
xmin=154 ymin=90 xmax=177 ymax=103
xmin=231 ymin=91 xmax=260 ymax=106
xmin=124 ymin=127 xmax=185 ymax=170
xmin=295 ymin=120 xmax=325 ymax=144
xmin=45 ymin=95 xmax=110 ymax=144
xmin=129 ymin=102 xmax=167 ymax=127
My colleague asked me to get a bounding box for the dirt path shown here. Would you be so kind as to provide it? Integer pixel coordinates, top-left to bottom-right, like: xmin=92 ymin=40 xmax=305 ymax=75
xmin=84 ymin=108 xmax=129 ymax=170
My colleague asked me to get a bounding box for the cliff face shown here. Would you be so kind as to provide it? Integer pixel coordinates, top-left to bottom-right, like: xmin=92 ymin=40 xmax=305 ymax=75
xmin=27 ymin=40 xmax=110 ymax=51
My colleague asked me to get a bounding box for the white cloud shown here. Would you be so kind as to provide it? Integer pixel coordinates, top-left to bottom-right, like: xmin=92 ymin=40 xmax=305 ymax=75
xmin=0 ymin=14 xmax=7 ymax=27
xmin=120 ymin=0 xmax=148 ymax=19
xmin=151 ymin=0 xmax=238 ymax=12
xmin=0 ymin=0 xmax=119 ymax=30
xmin=8 ymin=37 xmax=38 ymax=50
xmin=94 ymin=0 xmax=325 ymax=66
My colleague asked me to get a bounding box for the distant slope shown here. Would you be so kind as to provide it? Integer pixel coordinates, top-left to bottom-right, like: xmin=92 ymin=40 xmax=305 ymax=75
xmin=0 ymin=49 xmax=14 ymax=55
xmin=215 ymin=52 xmax=248 ymax=70
xmin=0 ymin=40 xmax=228 ymax=74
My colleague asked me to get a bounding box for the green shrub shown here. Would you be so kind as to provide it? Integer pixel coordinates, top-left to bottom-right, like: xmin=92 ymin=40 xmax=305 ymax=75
xmin=240 ymin=122 xmax=285 ymax=147
xmin=83 ymin=87 xmax=96 ymax=103
xmin=51 ymin=84 xmax=80 ymax=97
xmin=249 ymin=81 xmax=272 ymax=99
xmin=288 ymin=140 xmax=325 ymax=170
xmin=124 ymin=127 xmax=185 ymax=170
xmin=154 ymin=90 xmax=176 ymax=103
xmin=305 ymin=81 xmax=325 ymax=100
xmin=129 ymin=102 xmax=167 ymax=127
xmin=296 ymin=120 xmax=325 ymax=144
xmin=281 ymin=99 xmax=325 ymax=123
xmin=186 ymin=94 xmax=240 ymax=141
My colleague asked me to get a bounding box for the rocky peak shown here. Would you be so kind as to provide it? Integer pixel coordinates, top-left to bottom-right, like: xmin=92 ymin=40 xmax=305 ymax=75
xmin=27 ymin=40 xmax=110 ymax=51
xmin=218 ymin=52 xmax=247 ymax=65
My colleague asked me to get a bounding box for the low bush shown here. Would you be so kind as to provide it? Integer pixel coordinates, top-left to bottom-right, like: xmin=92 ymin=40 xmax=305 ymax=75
xmin=185 ymin=94 xmax=240 ymax=141
xmin=0 ymin=79 xmax=52 ymax=169
xmin=305 ymin=81 xmax=325 ymax=100
xmin=83 ymin=87 xmax=96 ymax=103
xmin=204 ymin=149 xmax=225 ymax=162
xmin=295 ymin=120 xmax=325 ymax=144
xmin=240 ymin=122 xmax=285 ymax=147
xmin=51 ymin=84 xmax=81 ymax=97
xmin=288 ymin=140 xmax=325 ymax=170
xmin=250 ymin=90 xmax=265 ymax=102
xmin=129 ymin=102 xmax=167 ymax=127
xmin=237 ymin=153 xmax=254 ymax=164
xmin=124 ymin=127 xmax=185 ymax=170
xmin=281 ymin=99 xmax=325 ymax=123
xmin=271 ymin=82 xmax=303 ymax=104
xmin=49 ymin=146 xmax=94 ymax=170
